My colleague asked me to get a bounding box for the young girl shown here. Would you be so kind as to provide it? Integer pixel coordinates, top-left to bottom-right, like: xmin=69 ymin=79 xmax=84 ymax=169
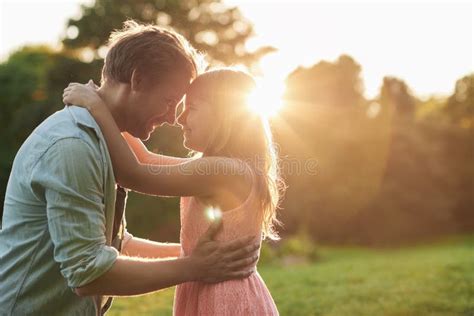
xmin=63 ymin=68 xmax=283 ymax=315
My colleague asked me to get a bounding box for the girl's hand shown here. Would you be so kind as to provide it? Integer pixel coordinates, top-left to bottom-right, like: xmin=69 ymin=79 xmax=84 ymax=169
xmin=63 ymin=80 xmax=105 ymax=112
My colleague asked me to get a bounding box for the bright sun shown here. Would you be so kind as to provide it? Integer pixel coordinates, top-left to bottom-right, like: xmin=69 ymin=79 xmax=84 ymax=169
xmin=246 ymin=76 xmax=286 ymax=119
xmin=245 ymin=53 xmax=290 ymax=119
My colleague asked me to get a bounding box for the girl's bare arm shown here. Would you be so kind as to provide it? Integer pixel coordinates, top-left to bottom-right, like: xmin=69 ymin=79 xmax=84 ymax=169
xmin=123 ymin=132 xmax=193 ymax=165
xmin=63 ymin=83 xmax=247 ymax=198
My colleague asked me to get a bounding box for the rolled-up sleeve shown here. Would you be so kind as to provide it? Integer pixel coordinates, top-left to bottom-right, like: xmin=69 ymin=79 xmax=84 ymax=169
xmin=31 ymin=137 xmax=118 ymax=288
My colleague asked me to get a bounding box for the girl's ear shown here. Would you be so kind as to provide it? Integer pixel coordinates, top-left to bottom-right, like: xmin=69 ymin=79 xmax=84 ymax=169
xmin=130 ymin=69 xmax=145 ymax=92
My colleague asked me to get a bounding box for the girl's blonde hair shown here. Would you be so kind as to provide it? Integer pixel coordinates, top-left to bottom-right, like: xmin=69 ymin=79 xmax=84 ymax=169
xmin=186 ymin=68 xmax=285 ymax=240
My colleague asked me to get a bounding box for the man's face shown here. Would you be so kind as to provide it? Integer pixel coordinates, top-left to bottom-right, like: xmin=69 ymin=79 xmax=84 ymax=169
xmin=126 ymin=74 xmax=190 ymax=140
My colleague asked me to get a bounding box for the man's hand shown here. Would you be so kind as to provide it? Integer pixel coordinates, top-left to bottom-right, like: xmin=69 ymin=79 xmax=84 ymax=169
xmin=189 ymin=219 xmax=260 ymax=283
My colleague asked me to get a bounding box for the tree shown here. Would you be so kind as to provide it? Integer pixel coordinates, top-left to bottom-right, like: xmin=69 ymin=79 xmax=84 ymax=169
xmin=284 ymin=54 xmax=365 ymax=108
xmin=444 ymin=74 xmax=474 ymax=128
xmin=62 ymin=0 xmax=274 ymax=67
xmin=379 ymin=76 xmax=416 ymax=119
xmin=272 ymin=55 xmax=372 ymax=241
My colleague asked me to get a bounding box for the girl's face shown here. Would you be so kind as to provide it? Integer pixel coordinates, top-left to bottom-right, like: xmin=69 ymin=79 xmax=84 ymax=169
xmin=177 ymin=96 xmax=214 ymax=152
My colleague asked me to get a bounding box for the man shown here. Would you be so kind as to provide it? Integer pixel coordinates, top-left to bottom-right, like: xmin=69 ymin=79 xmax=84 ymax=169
xmin=0 ymin=21 xmax=258 ymax=315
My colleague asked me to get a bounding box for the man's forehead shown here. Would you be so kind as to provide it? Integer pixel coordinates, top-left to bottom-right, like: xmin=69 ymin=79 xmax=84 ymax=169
xmin=160 ymin=72 xmax=191 ymax=90
xmin=160 ymin=85 xmax=187 ymax=107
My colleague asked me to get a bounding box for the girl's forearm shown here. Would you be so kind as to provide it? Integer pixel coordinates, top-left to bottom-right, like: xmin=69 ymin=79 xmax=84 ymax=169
xmin=122 ymin=237 xmax=181 ymax=258
xmin=90 ymin=106 xmax=142 ymax=186
xmin=123 ymin=132 xmax=193 ymax=166
xmin=123 ymin=132 xmax=150 ymax=163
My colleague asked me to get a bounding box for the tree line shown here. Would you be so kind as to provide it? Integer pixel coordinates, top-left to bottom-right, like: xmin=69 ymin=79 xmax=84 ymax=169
xmin=1 ymin=0 xmax=472 ymax=245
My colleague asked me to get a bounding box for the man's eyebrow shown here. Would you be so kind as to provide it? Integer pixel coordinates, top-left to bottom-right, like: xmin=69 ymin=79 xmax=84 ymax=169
xmin=174 ymin=94 xmax=186 ymax=103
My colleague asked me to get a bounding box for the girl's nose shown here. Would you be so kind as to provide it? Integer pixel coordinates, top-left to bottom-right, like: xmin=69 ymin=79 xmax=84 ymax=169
xmin=164 ymin=112 xmax=176 ymax=125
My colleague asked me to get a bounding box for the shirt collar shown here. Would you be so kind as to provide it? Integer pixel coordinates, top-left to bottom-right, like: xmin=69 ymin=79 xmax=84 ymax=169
xmin=66 ymin=105 xmax=104 ymax=139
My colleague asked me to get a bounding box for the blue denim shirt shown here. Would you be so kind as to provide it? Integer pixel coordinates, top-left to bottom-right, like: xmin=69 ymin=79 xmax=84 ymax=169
xmin=0 ymin=106 xmax=120 ymax=315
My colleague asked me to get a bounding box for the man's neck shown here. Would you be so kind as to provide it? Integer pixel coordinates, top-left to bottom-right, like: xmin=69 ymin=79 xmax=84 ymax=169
xmin=97 ymin=84 xmax=127 ymax=132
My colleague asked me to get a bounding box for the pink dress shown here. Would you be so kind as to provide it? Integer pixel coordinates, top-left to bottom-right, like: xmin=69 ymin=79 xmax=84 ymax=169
xmin=173 ymin=174 xmax=279 ymax=315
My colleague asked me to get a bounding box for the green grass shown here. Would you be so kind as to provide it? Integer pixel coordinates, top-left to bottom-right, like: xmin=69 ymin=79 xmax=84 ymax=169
xmin=109 ymin=234 xmax=474 ymax=316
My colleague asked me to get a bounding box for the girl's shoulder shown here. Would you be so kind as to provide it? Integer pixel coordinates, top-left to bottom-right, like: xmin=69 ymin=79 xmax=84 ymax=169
xmin=192 ymin=156 xmax=254 ymax=183
xmin=195 ymin=157 xmax=255 ymax=212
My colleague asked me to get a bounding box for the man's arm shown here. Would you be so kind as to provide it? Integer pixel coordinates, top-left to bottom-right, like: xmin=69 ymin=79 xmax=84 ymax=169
xmin=32 ymin=138 xmax=119 ymax=288
xmin=33 ymin=138 xmax=259 ymax=297
xmin=75 ymin=255 xmax=194 ymax=296
xmin=75 ymin=221 xmax=260 ymax=296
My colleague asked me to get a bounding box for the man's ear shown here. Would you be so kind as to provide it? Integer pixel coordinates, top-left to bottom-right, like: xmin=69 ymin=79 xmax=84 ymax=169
xmin=130 ymin=69 xmax=145 ymax=92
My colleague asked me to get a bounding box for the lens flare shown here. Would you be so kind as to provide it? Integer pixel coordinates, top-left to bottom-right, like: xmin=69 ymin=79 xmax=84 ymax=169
xmin=246 ymin=79 xmax=285 ymax=119
xmin=206 ymin=207 xmax=222 ymax=222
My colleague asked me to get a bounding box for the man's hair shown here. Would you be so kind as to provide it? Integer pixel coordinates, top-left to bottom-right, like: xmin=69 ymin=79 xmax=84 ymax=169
xmin=102 ymin=20 xmax=206 ymax=85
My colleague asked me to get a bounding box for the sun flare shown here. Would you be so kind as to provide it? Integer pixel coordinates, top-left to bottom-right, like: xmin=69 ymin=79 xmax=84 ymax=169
xmin=245 ymin=52 xmax=292 ymax=119
xmin=205 ymin=207 xmax=222 ymax=222
xmin=246 ymin=78 xmax=286 ymax=119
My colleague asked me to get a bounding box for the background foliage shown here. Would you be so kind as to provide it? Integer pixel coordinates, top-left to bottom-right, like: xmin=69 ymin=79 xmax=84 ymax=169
xmin=1 ymin=0 xmax=473 ymax=247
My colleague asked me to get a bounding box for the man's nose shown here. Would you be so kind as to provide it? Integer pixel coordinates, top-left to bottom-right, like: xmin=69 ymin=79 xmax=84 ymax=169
xmin=176 ymin=110 xmax=187 ymax=128
xmin=164 ymin=111 xmax=176 ymax=125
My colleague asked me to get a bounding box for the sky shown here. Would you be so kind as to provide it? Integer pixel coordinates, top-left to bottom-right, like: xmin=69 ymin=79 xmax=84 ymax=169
xmin=0 ymin=0 xmax=472 ymax=98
